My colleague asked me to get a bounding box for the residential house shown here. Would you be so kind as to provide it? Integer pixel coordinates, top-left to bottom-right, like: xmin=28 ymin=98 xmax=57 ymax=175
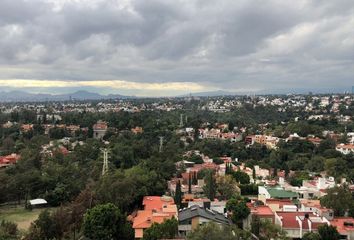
xmin=178 ymin=205 xmax=231 ymax=236
xmin=132 ymin=196 xmax=177 ymax=239
xmin=254 ymin=135 xmax=279 ymax=149
xmin=330 ymin=217 xmax=354 ymax=240
xmin=275 ymin=211 xmax=327 ymax=239
xmin=0 ymin=153 xmax=21 ymax=168
xmin=336 ymin=144 xmax=354 ymax=155
xmin=300 ymin=199 xmax=334 ymax=220
xmin=258 ymin=186 xmax=299 ymax=203
xmin=243 ymin=204 xmax=275 ymax=230
xmin=93 ymin=120 xmax=108 ymax=139
xmin=131 ymin=127 xmax=143 ymax=134
xmin=20 ymin=124 xmax=33 ymax=133
xmin=187 ymin=199 xmax=227 ymax=214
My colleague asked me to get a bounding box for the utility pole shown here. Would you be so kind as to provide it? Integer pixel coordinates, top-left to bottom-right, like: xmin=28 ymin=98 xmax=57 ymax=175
xmin=101 ymin=148 xmax=109 ymax=176
xmin=159 ymin=136 xmax=164 ymax=153
xmin=179 ymin=114 xmax=184 ymax=127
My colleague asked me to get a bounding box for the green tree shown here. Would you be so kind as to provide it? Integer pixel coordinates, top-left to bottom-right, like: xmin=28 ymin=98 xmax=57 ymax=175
xmin=25 ymin=210 xmax=56 ymax=240
xmin=318 ymin=224 xmax=340 ymax=240
xmin=174 ymin=180 xmax=182 ymax=208
xmin=187 ymin=222 xmax=250 ymax=240
xmin=188 ymin=173 xmax=192 ymax=194
xmin=226 ymin=197 xmax=250 ymax=227
xmin=302 ymin=232 xmax=321 ymax=240
xmin=83 ymin=203 xmax=133 ymax=240
xmin=216 ymin=175 xmax=239 ymax=200
xmin=231 ymin=170 xmax=250 ymax=184
xmin=247 ymin=214 xmax=288 ymax=240
xmin=143 ymin=218 xmax=178 ymax=240
xmin=0 ymin=220 xmax=18 ymax=240
xmin=203 ymin=171 xmax=216 ymax=201
xmin=320 ymin=185 xmax=352 ymax=216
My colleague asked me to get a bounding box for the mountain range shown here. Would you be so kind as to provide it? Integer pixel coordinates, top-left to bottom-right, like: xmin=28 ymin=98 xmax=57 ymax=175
xmin=0 ymin=90 xmax=132 ymax=102
xmin=0 ymin=87 xmax=351 ymax=102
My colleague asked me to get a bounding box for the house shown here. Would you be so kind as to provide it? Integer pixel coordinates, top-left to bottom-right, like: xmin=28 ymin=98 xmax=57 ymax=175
xmin=258 ymin=186 xmax=298 ymax=203
xmin=243 ymin=204 xmax=275 ymax=230
xmin=187 ymin=199 xmax=227 ymax=214
xmin=93 ymin=120 xmax=108 ymax=139
xmin=131 ymin=127 xmax=143 ymax=134
xmin=20 ymin=124 xmax=33 ymax=133
xmin=275 ymin=211 xmax=327 ymax=239
xmin=253 ymin=135 xmax=279 ymax=149
xmin=265 ymin=199 xmax=295 ymax=212
xmin=245 ymin=135 xmax=256 ymax=145
xmin=66 ymin=125 xmax=81 ymax=136
xmin=301 ymin=177 xmax=336 ymax=198
xmin=336 ymin=144 xmax=354 ymax=155
xmin=178 ymin=205 xmax=231 ymax=236
xmin=330 ymin=217 xmax=354 ymax=240
xmin=132 ymin=196 xmax=177 ymax=239
xmin=300 ymin=199 xmax=334 ymax=220
xmin=307 ymin=137 xmax=322 ymax=146
xmin=0 ymin=153 xmax=21 ymax=168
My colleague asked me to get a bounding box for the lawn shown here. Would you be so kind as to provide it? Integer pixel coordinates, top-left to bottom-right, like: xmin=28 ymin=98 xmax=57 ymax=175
xmin=0 ymin=205 xmax=55 ymax=230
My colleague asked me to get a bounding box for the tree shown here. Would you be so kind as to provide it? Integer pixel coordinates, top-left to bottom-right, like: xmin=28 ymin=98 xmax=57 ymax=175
xmin=203 ymin=171 xmax=216 ymax=201
xmin=320 ymin=185 xmax=352 ymax=216
xmin=0 ymin=220 xmax=18 ymax=240
xmin=226 ymin=197 xmax=250 ymax=227
xmin=188 ymin=173 xmax=192 ymax=194
xmin=143 ymin=218 xmax=178 ymax=240
xmin=318 ymin=224 xmax=340 ymax=240
xmin=231 ymin=170 xmax=250 ymax=184
xmin=324 ymin=158 xmax=347 ymax=178
xmin=187 ymin=222 xmax=250 ymax=240
xmin=302 ymin=232 xmax=321 ymax=240
xmin=174 ymin=180 xmax=182 ymax=208
xmin=216 ymin=175 xmax=239 ymax=200
xmin=258 ymin=219 xmax=288 ymax=240
xmin=25 ymin=210 xmax=56 ymax=240
xmin=83 ymin=203 xmax=133 ymax=240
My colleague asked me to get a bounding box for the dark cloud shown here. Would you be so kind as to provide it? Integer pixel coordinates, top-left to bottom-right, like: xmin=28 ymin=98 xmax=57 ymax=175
xmin=0 ymin=0 xmax=353 ymax=95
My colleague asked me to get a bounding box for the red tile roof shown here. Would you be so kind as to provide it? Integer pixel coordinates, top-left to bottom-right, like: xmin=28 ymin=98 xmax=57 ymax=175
xmin=142 ymin=196 xmax=175 ymax=211
xmin=330 ymin=217 xmax=354 ymax=235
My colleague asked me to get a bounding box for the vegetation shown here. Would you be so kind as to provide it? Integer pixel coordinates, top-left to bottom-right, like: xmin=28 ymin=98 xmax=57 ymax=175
xmin=82 ymin=203 xmax=133 ymax=240
xmin=142 ymin=218 xmax=178 ymax=240
xmin=187 ymin=222 xmax=250 ymax=240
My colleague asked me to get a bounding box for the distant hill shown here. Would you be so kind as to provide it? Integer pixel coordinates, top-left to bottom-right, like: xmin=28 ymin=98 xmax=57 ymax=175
xmin=180 ymin=90 xmax=238 ymax=97
xmin=0 ymin=90 xmax=133 ymax=102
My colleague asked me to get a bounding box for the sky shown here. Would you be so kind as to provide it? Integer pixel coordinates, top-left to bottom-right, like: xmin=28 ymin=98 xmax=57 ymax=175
xmin=0 ymin=0 xmax=353 ymax=96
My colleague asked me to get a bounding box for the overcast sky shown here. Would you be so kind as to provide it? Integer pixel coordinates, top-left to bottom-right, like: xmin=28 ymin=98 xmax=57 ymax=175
xmin=0 ymin=0 xmax=353 ymax=96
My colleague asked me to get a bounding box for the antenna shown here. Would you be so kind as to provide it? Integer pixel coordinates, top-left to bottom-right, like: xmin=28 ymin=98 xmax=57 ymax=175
xmin=101 ymin=148 xmax=110 ymax=176
xmin=159 ymin=136 xmax=164 ymax=153
xmin=179 ymin=114 xmax=184 ymax=127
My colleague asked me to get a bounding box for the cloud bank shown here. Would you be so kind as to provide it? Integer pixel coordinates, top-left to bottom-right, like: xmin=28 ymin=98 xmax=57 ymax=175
xmin=0 ymin=0 xmax=353 ymax=96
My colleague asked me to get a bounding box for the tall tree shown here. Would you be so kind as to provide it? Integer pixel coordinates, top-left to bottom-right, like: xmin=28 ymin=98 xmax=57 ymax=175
xmin=188 ymin=173 xmax=192 ymax=194
xmin=174 ymin=180 xmax=182 ymax=208
xmin=203 ymin=171 xmax=216 ymax=201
